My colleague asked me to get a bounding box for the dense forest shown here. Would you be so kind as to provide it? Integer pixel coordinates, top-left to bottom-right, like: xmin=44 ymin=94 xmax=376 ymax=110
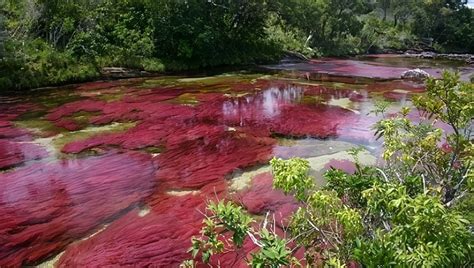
xmin=0 ymin=0 xmax=473 ymax=90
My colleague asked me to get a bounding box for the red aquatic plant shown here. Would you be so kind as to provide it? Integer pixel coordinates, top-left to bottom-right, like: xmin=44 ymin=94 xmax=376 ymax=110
xmin=0 ymin=152 xmax=155 ymax=267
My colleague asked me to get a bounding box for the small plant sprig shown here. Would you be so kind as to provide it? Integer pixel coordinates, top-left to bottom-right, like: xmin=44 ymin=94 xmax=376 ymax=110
xmin=182 ymin=200 xmax=300 ymax=268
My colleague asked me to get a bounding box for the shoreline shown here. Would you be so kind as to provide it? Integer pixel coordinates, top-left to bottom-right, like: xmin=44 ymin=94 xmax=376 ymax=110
xmin=2 ymin=53 xmax=473 ymax=95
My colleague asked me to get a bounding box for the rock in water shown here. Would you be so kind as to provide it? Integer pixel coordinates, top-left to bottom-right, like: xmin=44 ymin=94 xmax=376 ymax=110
xmin=401 ymin=68 xmax=431 ymax=81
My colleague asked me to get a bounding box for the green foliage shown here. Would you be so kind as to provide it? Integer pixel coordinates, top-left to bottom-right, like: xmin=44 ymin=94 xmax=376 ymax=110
xmin=249 ymin=229 xmax=293 ymax=268
xmin=412 ymin=0 xmax=474 ymax=53
xmin=0 ymin=38 xmax=98 ymax=91
xmin=265 ymin=14 xmax=316 ymax=58
xmin=278 ymin=0 xmax=370 ymax=56
xmin=188 ymin=200 xmax=253 ymax=264
xmin=270 ymin=157 xmax=314 ymax=201
xmin=186 ymin=200 xmax=298 ymax=267
xmin=357 ymin=183 xmax=472 ymax=267
xmin=68 ymin=0 xmax=155 ymax=69
xmin=290 ymin=189 xmax=363 ymax=264
xmin=360 ymin=13 xmax=416 ymax=53
xmin=375 ymin=71 xmax=473 ymax=203
xmin=417 ymin=72 xmax=473 ymax=134
xmin=148 ymin=0 xmax=281 ymax=68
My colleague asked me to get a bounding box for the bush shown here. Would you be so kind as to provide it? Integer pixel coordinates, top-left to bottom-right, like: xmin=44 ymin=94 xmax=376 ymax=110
xmin=0 ymin=39 xmax=98 ymax=91
xmin=360 ymin=14 xmax=416 ymax=53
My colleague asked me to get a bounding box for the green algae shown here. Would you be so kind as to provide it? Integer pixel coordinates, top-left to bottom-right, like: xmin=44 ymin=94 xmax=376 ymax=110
xmin=139 ymin=76 xmax=186 ymax=88
xmin=138 ymin=73 xmax=267 ymax=92
xmin=142 ymin=145 xmax=164 ymax=155
xmin=33 ymin=91 xmax=84 ymax=109
xmin=168 ymin=93 xmax=200 ymax=105
xmin=14 ymin=116 xmax=62 ymax=137
xmin=53 ymin=122 xmax=136 ymax=152
xmin=301 ymin=95 xmax=325 ymax=105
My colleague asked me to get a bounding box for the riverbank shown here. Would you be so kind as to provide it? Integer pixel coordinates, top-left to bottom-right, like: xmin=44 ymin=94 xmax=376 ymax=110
xmin=3 ymin=52 xmax=473 ymax=95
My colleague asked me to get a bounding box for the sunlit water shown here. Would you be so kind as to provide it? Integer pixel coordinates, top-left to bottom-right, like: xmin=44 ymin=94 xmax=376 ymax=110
xmin=0 ymin=56 xmax=472 ymax=267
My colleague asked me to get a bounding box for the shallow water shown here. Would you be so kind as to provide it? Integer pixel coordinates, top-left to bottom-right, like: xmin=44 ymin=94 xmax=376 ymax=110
xmin=0 ymin=57 xmax=471 ymax=267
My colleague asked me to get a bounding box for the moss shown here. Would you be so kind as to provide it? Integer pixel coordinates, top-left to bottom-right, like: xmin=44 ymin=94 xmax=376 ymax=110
xmin=95 ymin=92 xmax=125 ymax=102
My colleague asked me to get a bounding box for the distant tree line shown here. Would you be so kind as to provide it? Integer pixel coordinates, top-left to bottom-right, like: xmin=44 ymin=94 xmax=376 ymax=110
xmin=0 ymin=0 xmax=473 ymax=90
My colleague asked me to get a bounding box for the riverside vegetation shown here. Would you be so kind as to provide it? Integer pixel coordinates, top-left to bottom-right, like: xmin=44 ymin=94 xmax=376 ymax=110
xmin=1 ymin=0 xmax=474 ymax=91
xmin=184 ymin=72 xmax=474 ymax=267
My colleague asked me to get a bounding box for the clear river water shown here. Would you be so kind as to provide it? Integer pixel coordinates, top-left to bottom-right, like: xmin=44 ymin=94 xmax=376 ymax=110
xmin=0 ymin=55 xmax=472 ymax=267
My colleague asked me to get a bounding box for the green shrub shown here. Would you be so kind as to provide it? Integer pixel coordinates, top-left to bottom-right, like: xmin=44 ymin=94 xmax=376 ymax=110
xmin=0 ymin=39 xmax=98 ymax=91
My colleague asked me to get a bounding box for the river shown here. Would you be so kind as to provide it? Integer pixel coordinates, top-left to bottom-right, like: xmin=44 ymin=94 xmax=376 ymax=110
xmin=0 ymin=55 xmax=472 ymax=267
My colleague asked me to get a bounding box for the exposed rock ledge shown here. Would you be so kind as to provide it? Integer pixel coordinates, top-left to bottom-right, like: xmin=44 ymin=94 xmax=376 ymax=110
xmin=100 ymin=67 xmax=152 ymax=79
xmin=404 ymin=52 xmax=474 ymax=64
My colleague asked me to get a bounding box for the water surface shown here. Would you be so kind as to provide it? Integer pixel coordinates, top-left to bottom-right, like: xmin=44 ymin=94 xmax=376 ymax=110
xmin=0 ymin=57 xmax=471 ymax=267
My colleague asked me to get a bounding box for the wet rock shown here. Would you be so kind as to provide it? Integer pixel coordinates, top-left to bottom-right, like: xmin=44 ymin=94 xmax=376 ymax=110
xmin=401 ymin=68 xmax=431 ymax=81
xmin=324 ymin=159 xmax=357 ymax=174
xmin=383 ymin=91 xmax=408 ymax=101
xmin=279 ymin=51 xmax=309 ymax=64
xmin=420 ymin=51 xmax=435 ymax=59
xmin=101 ymin=67 xmax=150 ymax=79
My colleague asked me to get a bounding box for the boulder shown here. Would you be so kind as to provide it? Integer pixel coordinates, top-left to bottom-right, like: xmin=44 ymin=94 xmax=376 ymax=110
xmin=401 ymin=68 xmax=431 ymax=81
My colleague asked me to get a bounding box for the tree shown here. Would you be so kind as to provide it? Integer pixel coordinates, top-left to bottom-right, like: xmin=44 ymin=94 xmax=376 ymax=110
xmin=278 ymin=0 xmax=371 ymax=55
xmin=412 ymin=0 xmax=474 ymax=52
xmin=148 ymin=0 xmax=279 ymax=67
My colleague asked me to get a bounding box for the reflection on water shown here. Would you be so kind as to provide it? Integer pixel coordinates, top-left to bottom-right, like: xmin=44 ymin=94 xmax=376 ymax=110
xmin=222 ymin=86 xmax=304 ymax=123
